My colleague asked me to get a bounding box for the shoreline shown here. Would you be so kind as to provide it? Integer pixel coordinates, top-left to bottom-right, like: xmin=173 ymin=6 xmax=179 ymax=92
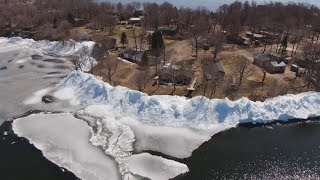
xmin=4 ymin=110 xmax=320 ymax=180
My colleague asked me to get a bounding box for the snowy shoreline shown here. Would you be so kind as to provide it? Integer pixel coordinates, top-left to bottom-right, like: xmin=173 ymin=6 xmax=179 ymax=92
xmin=10 ymin=110 xmax=320 ymax=180
xmin=54 ymin=71 xmax=320 ymax=129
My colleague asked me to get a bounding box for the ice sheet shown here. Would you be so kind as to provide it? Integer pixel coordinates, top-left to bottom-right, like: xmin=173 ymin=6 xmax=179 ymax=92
xmin=12 ymin=113 xmax=121 ymax=180
xmin=127 ymin=153 xmax=189 ymax=180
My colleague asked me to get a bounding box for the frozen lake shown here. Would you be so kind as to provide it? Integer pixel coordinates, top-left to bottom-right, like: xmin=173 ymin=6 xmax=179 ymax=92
xmin=3 ymin=118 xmax=320 ymax=180
xmin=0 ymin=38 xmax=74 ymax=123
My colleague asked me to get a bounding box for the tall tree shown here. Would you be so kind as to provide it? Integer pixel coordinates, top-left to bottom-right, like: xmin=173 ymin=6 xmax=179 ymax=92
xmin=120 ymin=32 xmax=128 ymax=47
xmin=231 ymin=56 xmax=255 ymax=87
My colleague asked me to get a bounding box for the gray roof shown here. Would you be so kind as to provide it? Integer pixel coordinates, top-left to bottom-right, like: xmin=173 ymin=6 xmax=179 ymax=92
xmin=160 ymin=66 xmax=193 ymax=79
xmin=255 ymin=53 xmax=283 ymax=63
xmin=121 ymin=48 xmax=145 ymax=61
xmin=255 ymin=54 xmax=271 ymax=62
xmin=211 ymin=60 xmax=225 ymax=74
xmin=271 ymin=61 xmax=286 ymax=67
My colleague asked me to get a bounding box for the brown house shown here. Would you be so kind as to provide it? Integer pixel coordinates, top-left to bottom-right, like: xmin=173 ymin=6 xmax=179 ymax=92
xmin=90 ymin=34 xmax=116 ymax=50
xmin=204 ymin=59 xmax=225 ymax=81
xmin=119 ymin=48 xmax=148 ymax=66
xmin=265 ymin=61 xmax=286 ymax=74
xmin=254 ymin=53 xmax=286 ymax=74
xmin=159 ymin=63 xmax=193 ymax=85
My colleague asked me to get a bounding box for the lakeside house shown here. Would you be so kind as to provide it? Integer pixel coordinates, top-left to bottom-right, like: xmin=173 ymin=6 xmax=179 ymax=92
xmin=90 ymin=34 xmax=116 ymax=50
xmin=226 ymin=35 xmax=250 ymax=46
xmin=133 ymin=10 xmax=143 ymax=17
xmin=159 ymin=63 xmax=194 ymax=85
xmin=159 ymin=26 xmax=178 ymax=37
xmin=204 ymin=59 xmax=225 ymax=81
xmin=73 ymin=18 xmax=85 ymax=27
xmin=265 ymin=61 xmax=286 ymax=73
xmin=119 ymin=48 xmax=147 ymax=65
xmin=246 ymin=32 xmax=265 ymax=40
xmin=254 ymin=53 xmax=286 ymax=74
xmin=128 ymin=17 xmax=141 ymax=26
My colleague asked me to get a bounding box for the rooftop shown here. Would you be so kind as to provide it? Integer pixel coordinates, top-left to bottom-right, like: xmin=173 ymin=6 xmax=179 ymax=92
xmin=160 ymin=26 xmax=177 ymax=31
xmin=129 ymin=17 xmax=141 ymax=21
xmin=271 ymin=61 xmax=286 ymax=67
xmin=211 ymin=60 xmax=225 ymax=73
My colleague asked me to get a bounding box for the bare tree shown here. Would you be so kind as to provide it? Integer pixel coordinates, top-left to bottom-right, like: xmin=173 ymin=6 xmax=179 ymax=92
xmin=189 ymin=18 xmax=206 ymax=59
xmin=70 ymin=54 xmax=84 ymax=71
xmin=230 ymin=56 xmax=255 ymax=87
xmin=208 ymin=31 xmax=225 ymax=59
xmin=101 ymin=54 xmax=119 ymax=85
xmin=134 ymin=68 xmax=149 ymax=92
xmin=138 ymin=31 xmax=145 ymax=50
xmin=132 ymin=27 xmax=138 ymax=51
xmin=260 ymin=67 xmax=267 ymax=85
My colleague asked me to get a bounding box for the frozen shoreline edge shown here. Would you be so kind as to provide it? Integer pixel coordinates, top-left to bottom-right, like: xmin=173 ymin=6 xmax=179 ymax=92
xmin=9 ymin=109 xmax=320 ymax=180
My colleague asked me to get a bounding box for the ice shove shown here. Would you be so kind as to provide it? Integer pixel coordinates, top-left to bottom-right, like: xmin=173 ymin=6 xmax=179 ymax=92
xmin=55 ymin=71 xmax=320 ymax=129
xmin=76 ymin=110 xmax=135 ymax=177
xmin=53 ymin=71 xmax=320 ymax=159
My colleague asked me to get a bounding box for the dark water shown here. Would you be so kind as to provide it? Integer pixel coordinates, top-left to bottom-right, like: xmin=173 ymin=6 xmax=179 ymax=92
xmin=0 ymin=121 xmax=79 ymax=180
xmin=176 ymin=120 xmax=320 ymax=180
xmin=2 ymin=119 xmax=320 ymax=180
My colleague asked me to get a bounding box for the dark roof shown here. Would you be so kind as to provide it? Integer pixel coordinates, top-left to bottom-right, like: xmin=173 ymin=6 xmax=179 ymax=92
xmin=175 ymin=69 xmax=194 ymax=79
xmin=160 ymin=26 xmax=177 ymax=32
xmin=159 ymin=65 xmax=193 ymax=79
xmin=255 ymin=53 xmax=283 ymax=63
xmin=121 ymin=48 xmax=145 ymax=60
xmin=90 ymin=34 xmax=115 ymax=42
xmin=255 ymin=54 xmax=271 ymax=62
xmin=211 ymin=60 xmax=225 ymax=74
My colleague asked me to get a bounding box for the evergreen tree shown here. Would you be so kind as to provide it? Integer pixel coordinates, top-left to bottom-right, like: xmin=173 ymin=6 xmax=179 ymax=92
xmin=151 ymin=30 xmax=165 ymax=50
xmin=280 ymin=35 xmax=288 ymax=54
xmin=67 ymin=13 xmax=75 ymax=24
xmin=120 ymin=32 xmax=128 ymax=47
xmin=53 ymin=16 xmax=58 ymax=29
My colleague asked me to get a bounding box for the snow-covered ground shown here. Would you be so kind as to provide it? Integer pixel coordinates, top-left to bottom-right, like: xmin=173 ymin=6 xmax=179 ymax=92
xmin=0 ymin=37 xmax=95 ymax=123
xmin=12 ymin=113 xmax=121 ymax=180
